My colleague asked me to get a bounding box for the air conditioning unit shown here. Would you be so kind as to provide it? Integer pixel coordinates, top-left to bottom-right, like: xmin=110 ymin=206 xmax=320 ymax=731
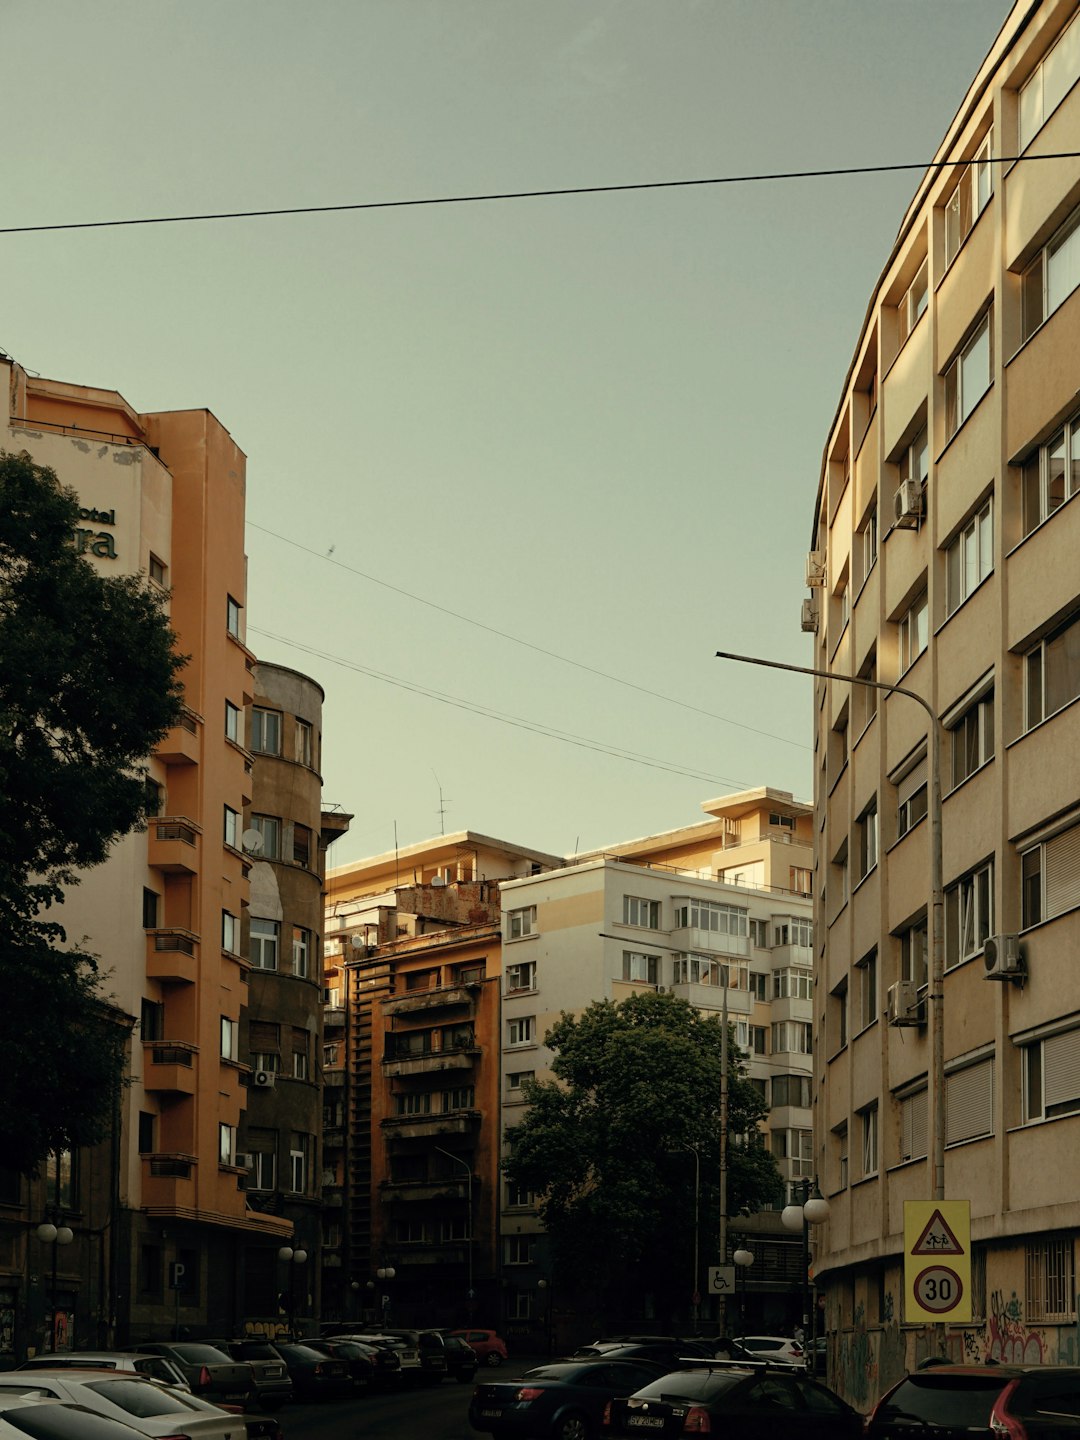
xmin=252 ymin=1069 xmax=277 ymax=1089
xmin=984 ymin=933 xmax=1024 ymax=981
xmin=800 ymin=598 xmax=819 ymax=634
xmin=893 ymin=480 xmax=923 ymax=528
xmin=235 ymin=1153 xmax=254 ymax=1171
xmin=887 ymin=979 xmax=923 ymax=1027
xmin=806 ymin=551 xmax=827 ymax=588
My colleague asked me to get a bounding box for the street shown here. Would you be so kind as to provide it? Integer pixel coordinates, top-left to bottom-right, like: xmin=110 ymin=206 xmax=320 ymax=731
xmin=274 ymin=1371 xmax=510 ymax=1440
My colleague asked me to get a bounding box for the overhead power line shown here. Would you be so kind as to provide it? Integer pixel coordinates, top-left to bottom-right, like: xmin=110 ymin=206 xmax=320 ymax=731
xmin=3 ymin=152 xmax=1077 ymax=236
xmin=248 ymin=520 xmax=809 ymax=753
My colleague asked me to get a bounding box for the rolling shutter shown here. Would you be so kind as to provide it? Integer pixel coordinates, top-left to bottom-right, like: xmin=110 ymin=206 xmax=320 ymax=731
xmin=945 ymin=1058 xmax=993 ymax=1145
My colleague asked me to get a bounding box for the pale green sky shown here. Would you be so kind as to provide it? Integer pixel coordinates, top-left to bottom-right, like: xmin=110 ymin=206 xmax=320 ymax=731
xmin=3 ymin=0 xmax=1014 ymax=862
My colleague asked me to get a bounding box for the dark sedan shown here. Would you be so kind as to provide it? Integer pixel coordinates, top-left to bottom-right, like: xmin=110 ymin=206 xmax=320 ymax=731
xmin=302 ymin=1339 xmax=376 ymax=1393
xmin=603 ymin=1364 xmax=863 ymax=1440
xmin=132 ymin=1346 xmax=254 ymax=1408
xmin=470 ymin=1359 xmax=665 ymax=1440
xmin=270 ymin=1344 xmax=351 ymax=1402
xmin=443 ymin=1336 xmax=480 ymax=1384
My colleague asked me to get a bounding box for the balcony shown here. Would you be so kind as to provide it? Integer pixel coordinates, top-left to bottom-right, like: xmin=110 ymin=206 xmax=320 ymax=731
xmin=143 ymin=1041 xmax=198 ymax=1094
xmin=146 ymin=930 xmax=199 ymax=984
xmin=382 ymin=1046 xmax=479 ymax=1078
xmin=323 ymin=1070 xmax=345 ymax=1088
xmin=770 ymin=944 xmax=813 ymax=970
xmin=156 ymin=708 xmax=201 ymax=765
xmin=381 ymin=1178 xmax=471 ymax=1204
xmin=148 ymin=818 xmax=201 ymax=874
xmin=670 ymin=926 xmax=749 ymax=958
xmin=381 ymin=1110 xmax=481 ymax=1141
xmin=142 ymin=1153 xmax=197 ymax=1210
xmin=384 ymin=986 xmax=475 ymax=1017
xmin=323 ymin=1005 xmax=346 ymax=1030
xmin=669 ymin=981 xmax=752 ymax=1016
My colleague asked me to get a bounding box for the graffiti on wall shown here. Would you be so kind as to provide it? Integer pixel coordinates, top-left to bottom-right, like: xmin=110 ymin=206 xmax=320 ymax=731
xmin=987 ymin=1289 xmax=1045 ymax=1365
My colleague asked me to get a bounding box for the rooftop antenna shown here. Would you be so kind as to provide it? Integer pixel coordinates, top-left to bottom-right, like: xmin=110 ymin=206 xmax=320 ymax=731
xmin=432 ymin=770 xmax=449 ymax=837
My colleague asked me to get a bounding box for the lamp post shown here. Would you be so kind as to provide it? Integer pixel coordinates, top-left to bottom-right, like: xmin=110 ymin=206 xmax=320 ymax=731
xmin=36 ymin=1221 xmax=74 ymax=1353
xmin=435 ymin=1147 xmax=474 ymax=1315
xmin=537 ymin=1278 xmax=554 ymax=1356
xmin=732 ymin=1248 xmax=753 ymax=1344
xmin=376 ymin=1265 xmax=395 ymax=1326
xmin=781 ymin=1179 xmax=831 ymax=1348
xmin=277 ymin=1246 xmax=308 ymax=1335
xmin=350 ymin=1279 xmax=361 ymax=1321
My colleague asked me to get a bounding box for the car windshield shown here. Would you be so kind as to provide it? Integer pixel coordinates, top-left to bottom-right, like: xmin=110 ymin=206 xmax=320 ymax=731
xmin=159 ymin=1347 xmax=231 ymax=1365
xmin=233 ymin=1344 xmax=279 ymax=1360
xmin=276 ymin=1346 xmax=322 ymax=1361
xmin=1 ymin=1408 xmax=143 ymax=1440
xmin=632 ymin=1372 xmax=742 ymax=1402
xmin=879 ymin=1375 xmax=1007 ymax=1426
xmin=418 ymin=1336 xmax=443 ymax=1352
xmin=84 ymin=1381 xmax=195 ymax=1418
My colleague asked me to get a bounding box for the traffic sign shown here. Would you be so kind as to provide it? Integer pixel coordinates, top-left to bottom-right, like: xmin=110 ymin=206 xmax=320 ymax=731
xmin=708 ymin=1265 xmax=736 ymax=1295
xmin=904 ymin=1201 xmax=971 ymax=1323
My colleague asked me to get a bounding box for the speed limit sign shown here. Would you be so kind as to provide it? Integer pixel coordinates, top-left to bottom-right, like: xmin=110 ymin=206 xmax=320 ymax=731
xmin=913 ymin=1266 xmax=963 ymax=1314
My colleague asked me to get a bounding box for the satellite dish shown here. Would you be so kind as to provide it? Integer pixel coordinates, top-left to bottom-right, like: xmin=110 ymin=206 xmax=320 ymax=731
xmin=350 ymin=933 xmax=367 ymax=950
xmin=241 ymin=828 xmax=264 ymax=855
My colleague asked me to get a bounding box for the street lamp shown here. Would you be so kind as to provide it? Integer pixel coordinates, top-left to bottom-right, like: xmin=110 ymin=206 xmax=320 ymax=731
xmin=732 ymin=1248 xmax=753 ymax=1344
xmin=537 ymin=1278 xmax=554 ymax=1357
xmin=278 ymin=1246 xmax=308 ymax=1335
xmin=36 ymin=1221 xmax=74 ymax=1352
xmin=781 ymin=1180 xmax=830 ymax=1346
xmin=376 ymin=1265 xmax=395 ymax=1325
xmin=435 ymin=1147 xmax=474 ymax=1314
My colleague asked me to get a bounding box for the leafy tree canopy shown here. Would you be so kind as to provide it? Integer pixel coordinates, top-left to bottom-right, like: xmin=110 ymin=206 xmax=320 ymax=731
xmin=0 ymin=450 xmax=186 ymax=1172
xmin=503 ymin=989 xmax=784 ymax=1324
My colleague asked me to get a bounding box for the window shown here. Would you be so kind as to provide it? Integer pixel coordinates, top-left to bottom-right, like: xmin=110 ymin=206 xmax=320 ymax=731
xmin=507 ymin=1180 xmax=535 ymax=1208
xmin=250 ymin=1050 xmax=281 ymax=1074
xmin=250 ymin=708 xmax=281 ymax=755
xmin=1022 ymin=412 xmax=1080 ymax=536
xmin=443 ymin=1021 xmax=475 ymax=1051
xmin=291 ymin=926 xmax=311 ymax=978
xmin=289 ymin=1134 xmax=311 ymax=1193
xmin=857 ymin=951 xmax=878 ymax=1030
xmin=1023 ymin=208 xmax=1080 ymax=341
xmin=45 ymin=1151 xmax=77 ymax=1210
xmin=1026 ymin=1238 xmax=1076 ymax=1322
xmin=773 ymin=917 xmax=813 ymax=949
xmin=249 ymin=814 xmax=280 ymax=860
xmin=831 ymin=840 xmax=849 ymax=908
xmin=507 ymin=1017 xmax=535 ymax=1048
xmin=442 ymin=1086 xmax=474 ymax=1111
xmin=622 ymin=951 xmax=660 ymax=984
xmin=861 ymin=1104 xmax=879 ymax=1177
xmin=506 ymin=1070 xmax=534 ymax=1093
xmin=225 ymin=701 xmax=242 ymax=745
xmin=834 ymin=578 xmax=850 ymax=634
xmin=292 ymin=1028 xmax=309 ymax=1080
xmin=832 ymin=980 xmax=848 ymax=1050
xmin=140 ymin=999 xmax=164 ymax=1042
xmin=834 ymin=1123 xmax=849 ymax=1191
xmin=294 ymin=719 xmax=313 ymax=767
xmin=951 ymin=691 xmax=994 ymax=786
xmin=945 ymin=862 xmax=993 ymax=969
xmin=901 ymin=920 xmax=929 ymax=988
xmin=773 ymin=969 xmax=813 ymax=1001
xmin=899 ymin=591 xmax=929 ymax=673
xmin=292 ymin=823 xmax=312 ymax=868
xmin=859 ymin=507 xmax=878 ymax=584
xmin=944 ymin=308 xmax=993 ymax=439
xmin=944 ymin=130 xmax=993 ymax=267
xmin=224 ymin=805 xmax=239 ymax=849
xmin=1026 ymin=611 xmax=1080 ymax=729
xmin=750 ymin=971 xmax=767 ymax=1001
xmin=505 ymin=961 xmax=536 ymax=993
xmin=771 ymin=1074 xmax=812 ymax=1109
xmin=219 ymin=1123 xmax=236 ymax=1167
xmin=748 ymin=1024 xmax=767 ymax=1056
xmin=226 ymin=595 xmax=242 ymax=639
xmin=1024 ymin=1026 xmax=1080 ymax=1120
xmin=749 ymin=918 xmax=769 ymax=948
xmin=623 ymin=895 xmax=661 ymax=928
xmin=250 ymin=917 xmax=280 ymax=971
xmin=896 ymin=754 xmax=928 ymax=836
xmin=142 ymin=888 xmax=160 ymax=930
xmin=790 ymin=867 xmax=813 ymax=898
xmin=394 ymin=1092 xmax=431 ymax=1117
xmin=508 ymin=906 xmax=536 ymax=940
xmin=899 ymin=1087 xmax=928 ymax=1162
xmin=1020 ymin=11 xmax=1080 ymax=147
xmin=855 ymin=652 xmax=878 ymax=734
xmin=138 ymin=1112 xmax=156 ymax=1154
xmin=1020 ymin=821 xmax=1080 ymax=929
xmin=857 ymin=799 xmax=879 ymax=880
xmin=222 ymin=910 xmax=238 ymax=954
xmin=897 ymin=260 xmax=929 ymax=347
xmin=945 ymin=1056 xmax=994 ymax=1144
xmin=771 ymin=1128 xmax=813 ymax=1178
xmin=945 ymin=499 xmax=993 ymax=616
xmin=505 ymin=1236 xmax=536 ymax=1265
xmin=148 ymin=553 xmax=167 ymax=587
xmin=673 ymin=898 xmax=749 ymax=946
xmin=899 ymin=426 xmax=929 ymax=490
xmin=673 ymin=954 xmax=746 ymax=988
xmin=771 ymin=1020 xmax=812 ymax=1055
xmin=770 ymin=812 xmax=796 ymax=831
xmin=220 ymin=1016 xmax=238 ymax=1060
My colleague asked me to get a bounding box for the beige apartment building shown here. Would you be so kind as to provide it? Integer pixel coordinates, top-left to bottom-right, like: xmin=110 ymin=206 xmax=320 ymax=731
xmin=808 ymin=0 xmax=1080 ymax=1406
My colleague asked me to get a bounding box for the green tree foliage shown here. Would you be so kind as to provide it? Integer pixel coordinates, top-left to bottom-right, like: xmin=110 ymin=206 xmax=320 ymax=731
xmin=0 ymin=450 xmax=186 ymax=1173
xmin=503 ymin=990 xmax=784 ymax=1325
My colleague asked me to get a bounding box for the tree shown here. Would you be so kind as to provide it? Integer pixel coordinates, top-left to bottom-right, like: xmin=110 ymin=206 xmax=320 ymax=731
xmin=0 ymin=450 xmax=186 ymax=1173
xmin=503 ymin=989 xmax=784 ymax=1326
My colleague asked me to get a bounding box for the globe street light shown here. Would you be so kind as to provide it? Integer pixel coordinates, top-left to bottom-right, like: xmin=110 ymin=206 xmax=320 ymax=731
xmin=732 ymin=1248 xmax=754 ymax=1345
xmin=277 ymin=1246 xmax=308 ymax=1334
xmin=36 ymin=1221 xmax=74 ymax=1352
xmin=782 ymin=1180 xmax=830 ymax=1347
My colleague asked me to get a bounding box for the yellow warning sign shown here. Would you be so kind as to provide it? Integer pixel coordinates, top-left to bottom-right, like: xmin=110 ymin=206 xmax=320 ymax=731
xmin=904 ymin=1201 xmax=971 ymax=1323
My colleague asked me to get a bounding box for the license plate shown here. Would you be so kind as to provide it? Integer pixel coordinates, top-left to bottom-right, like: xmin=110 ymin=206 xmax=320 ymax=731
xmin=627 ymin=1418 xmax=665 ymax=1429
xmin=224 ymin=1394 xmax=248 ymax=1402
xmin=481 ymin=1409 xmax=503 ymax=1418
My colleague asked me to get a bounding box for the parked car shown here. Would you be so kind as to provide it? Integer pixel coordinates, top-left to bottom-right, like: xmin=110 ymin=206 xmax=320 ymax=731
xmin=469 ymin=1358 xmax=667 ymax=1440
xmin=735 ymin=1336 xmax=806 ymax=1366
xmin=18 ymin=1358 xmax=190 ymax=1392
xmin=572 ymin=1342 xmax=715 ymax=1371
xmin=201 ymin=1344 xmax=291 ymax=1412
xmin=864 ymin=1363 xmax=1080 ymax=1437
xmin=442 ymin=1337 xmax=480 ymax=1384
xmin=352 ymin=1330 xmax=446 ymax=1384
xmin=267 ymin=1345 xmax=351 ymax=1403
xmin=0 ymin=1394 xmax=157 ymax=1440
xmin=0 ymin=1373 xmax=246 ymax=1440
xmin=603 ymin=1363 xmax=862 ymax=1439
xmin=451 ymin=1330 xmax=509 ymax=1368
xmin=300 ymin=1340 xmax=375 ymax=1393
xmin=132 ymin=1348 xmax=255 ymax=1408
xmin=321 ymin=1338 xmax=401 ymax=1388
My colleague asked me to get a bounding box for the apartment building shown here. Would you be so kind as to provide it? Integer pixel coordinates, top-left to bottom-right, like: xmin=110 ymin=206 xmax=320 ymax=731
xmin=0 ymin=357 xmax=297 ymax=1353
xmin=808 ymin=0 xmax=1080 ymax=1405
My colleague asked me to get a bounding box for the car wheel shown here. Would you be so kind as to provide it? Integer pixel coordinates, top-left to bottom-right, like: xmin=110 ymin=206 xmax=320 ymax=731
xmin=485 ymin=1352 xmax=503 ymax=1367
xmin=554 ymin=1412 xmax=589 ymax=1440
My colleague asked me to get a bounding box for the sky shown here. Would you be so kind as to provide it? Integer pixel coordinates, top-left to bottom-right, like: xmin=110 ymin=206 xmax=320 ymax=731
xmin=3 ymin=0 xmax=1016 ymax=865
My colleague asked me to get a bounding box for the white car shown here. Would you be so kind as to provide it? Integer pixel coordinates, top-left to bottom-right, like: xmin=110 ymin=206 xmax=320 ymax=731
xmin=0 ymin=1393 xmax=152 ymax=1440
xmin=736 ymin=1335 xmax=806 ymax=1365
xmin=0 ymin=1375 xmax=242 ymax=1440
xmin=18 ymin=1359 xmax=189 ymax=1393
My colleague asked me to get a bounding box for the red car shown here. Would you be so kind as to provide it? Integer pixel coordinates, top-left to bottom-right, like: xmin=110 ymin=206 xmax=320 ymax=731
xmin=451 ymin=1330 xmax=508 ymax=1368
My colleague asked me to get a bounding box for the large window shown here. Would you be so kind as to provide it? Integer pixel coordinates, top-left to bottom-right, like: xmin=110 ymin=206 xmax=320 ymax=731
xmin=771 ymin=1128 xmax=813 ymax=1178
xmin=897 ymin=260 xmax=929 ymax=347
xmin=944 ymin=131 xmax=993 ymax=268
xmin=773 ymin=969 xmax=813 ymax=1001
xmin=1022 ymin=207 xmax=1080 ymax=341
xmin=250 ymin=917 xmax=281 ymax=971
xmin=622 ymin=951 xmax=661 ymax=984
xmin=673 ymin=898 xmax=748 ymax=945
xmin=505 ymin=960 xmax=536 ymax=993
xmin=508 ymin=906 xmax=536 ymax=941
xmin=1021 ymin=12 xmax=1080 ymax=147
xmin=1026 ymin=1238 xmax=1076 ymax=1323
xmin=944 ymin=862 xmax=993 ymax=969
xmin=1026 ymin=611 xmax=1080 ymax=729
xmin=951 ymin=690 xmax=994 ymax=787
xmin=945 ymin=1056 xmax=994 ymax=1145
xmin=944 ymin=308 xmax=993 ymax=440
xmin=771 ymin=1020 xmax=812 ymax=1055
xmin=673 ymin=954 xmax=746 ymax=988
xmin=507 ymin=1017 xmax=535 ymax=1048
xmin=249 ymin=814 xmax=281 ymax=860
xmin=773 ymin=917 xmax=813 ymax=949
xmin=250 ymin=708 xmax=282 ymax=755
xmin=1024 ymin=1026 xmax=1080 ymax=1121
xmin=1020 ymin=820 xmax=1080 ymax=929
xmin=1022 ymin=412 xmax=1080 ymax=536
xmin=771 ymin=1074 xmax=812 ymax=1109
xmin=945 ymin=499 xmax=993 ymax=616
xmin=623 ymin=895 xmax=661 ymax=929
xmin=899 ymin=591 xmax=929 ymax=673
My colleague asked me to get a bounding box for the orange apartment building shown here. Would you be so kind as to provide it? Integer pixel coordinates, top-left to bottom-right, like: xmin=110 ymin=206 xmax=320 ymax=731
xmin=0 ymin=357 xmax=299 ymax=1353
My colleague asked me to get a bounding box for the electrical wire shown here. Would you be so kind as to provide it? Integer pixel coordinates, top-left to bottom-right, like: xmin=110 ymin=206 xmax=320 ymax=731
xmin=247 ymin=521 xmax=809 ymax=753
xmin=248 ymin=623 xmax=750 ymax=788
xmin=2 ymin=152 xmax=1077 ymax=236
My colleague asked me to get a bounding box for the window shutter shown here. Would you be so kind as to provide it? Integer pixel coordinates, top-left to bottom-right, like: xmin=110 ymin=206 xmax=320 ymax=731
xmin=901 ymin=1089 xmax=928 ymax=1161
xmin=945 ymin=1058 xmax=993 ymax=1145
xmin=1045 ymin=824 xmax=1080 ymax=919
xmin=250 ymin=1020 xmax=280 ymax=1052
xmin=897 ymin=756 xmax=928 ymax=805
xmin=1043 ymin=1028 xmax=1080 ymax=1112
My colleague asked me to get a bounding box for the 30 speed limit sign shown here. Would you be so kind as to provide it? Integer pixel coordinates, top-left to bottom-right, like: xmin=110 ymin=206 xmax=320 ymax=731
xmin=913 ymin=1266 xmax=963 ymax=1314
